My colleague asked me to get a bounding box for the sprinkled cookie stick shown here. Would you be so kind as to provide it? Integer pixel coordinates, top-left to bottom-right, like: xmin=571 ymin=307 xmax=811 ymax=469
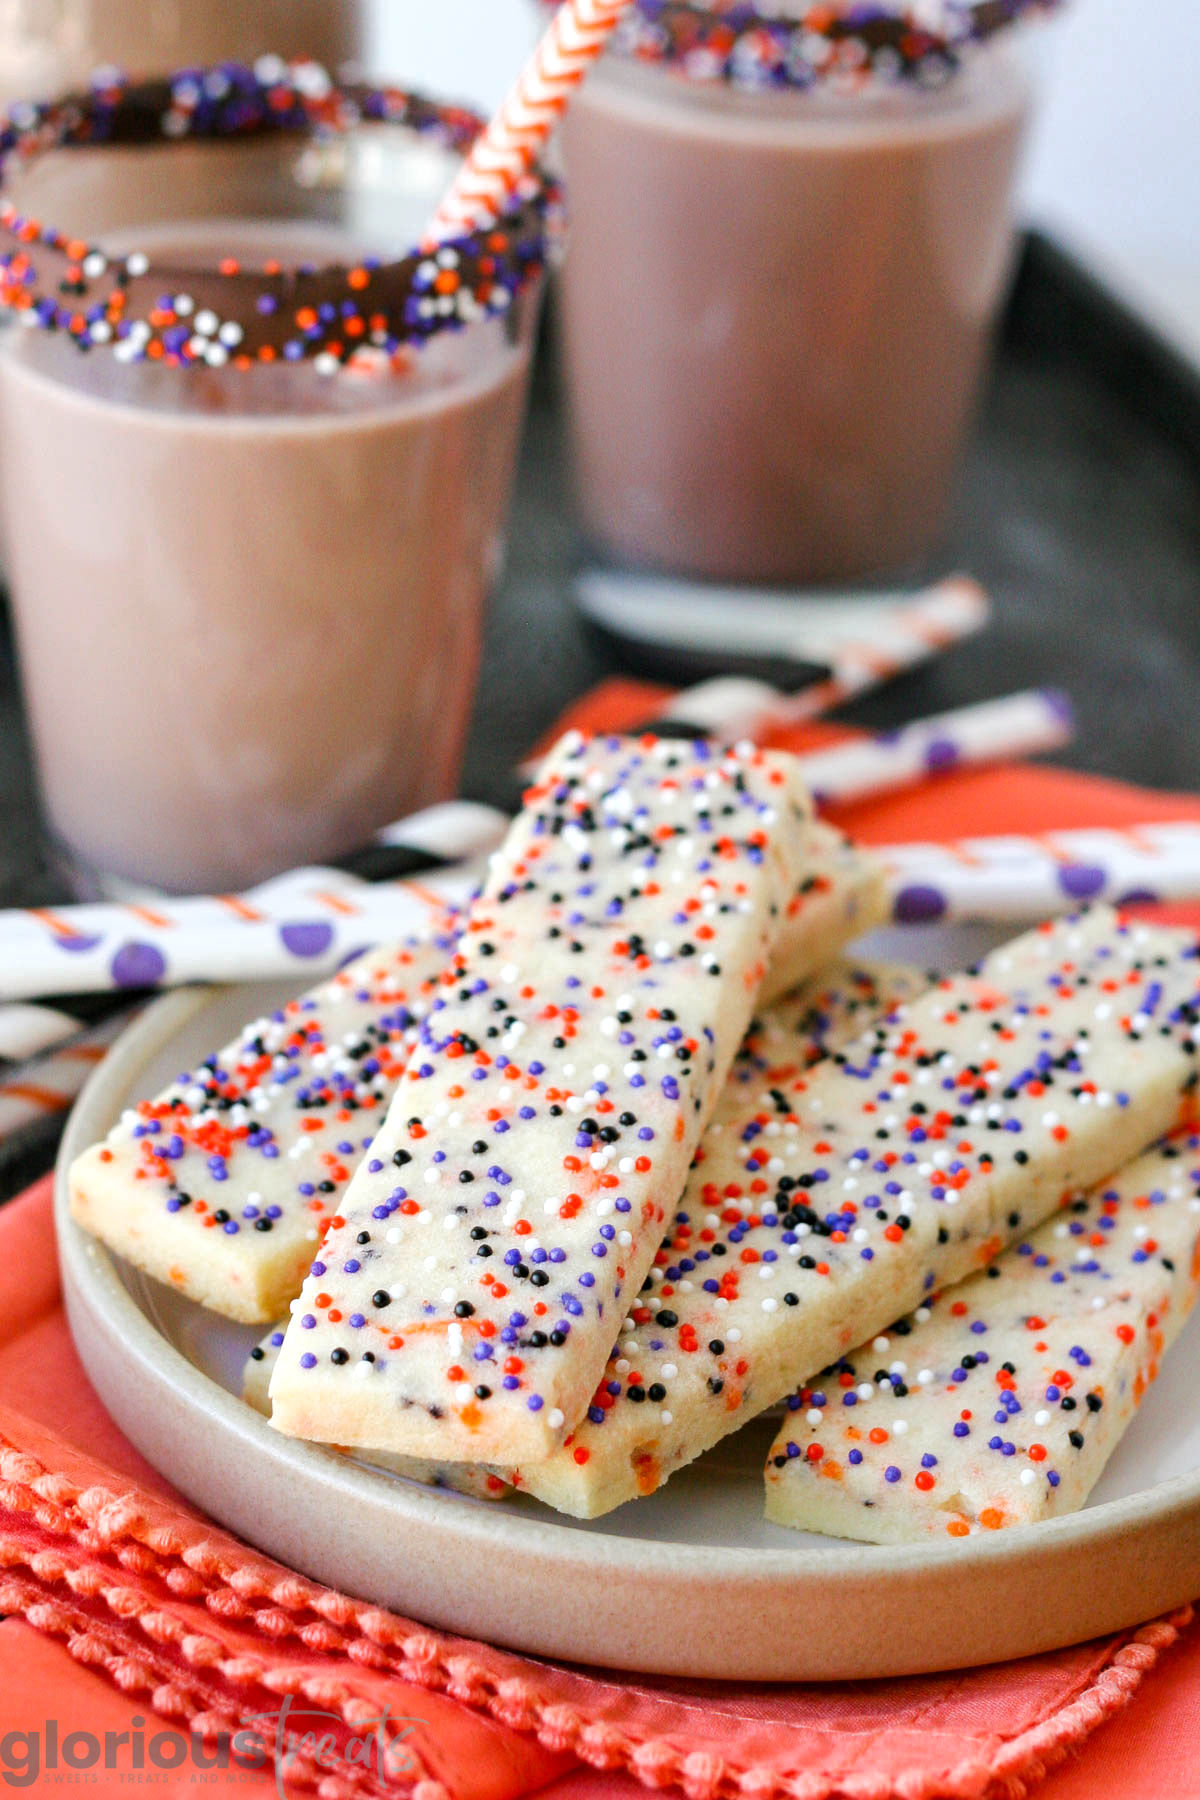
xmin=69 ymin=917 xmax=461 ymax=1323
xmin=762 ymin=823 xmax=885 ymax=1004
xmin=497 ymin=910 xmax=1200 ymax=1516
xmin=251 ymin=963 xmax=921 ymax=1502
xmin=244 ymin=1327 xmax=509 ymax=1503
xmin=268 ymin=733 xmax=815 ymax=1465
xmin=66 ymin=821 xmax=866 ymax=1327
xmin=765 ymin=1129 xmax=1200 ymax=1542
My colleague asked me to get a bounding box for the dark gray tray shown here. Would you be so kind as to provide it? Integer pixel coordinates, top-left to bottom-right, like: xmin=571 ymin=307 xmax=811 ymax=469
xmin=0 ymin=230 xmax=1196 ymax=1197
xmin=2 ymin=230 xmax=1199 ymax=913
xmin=461 ymin=230 xmax=1200 ymax=805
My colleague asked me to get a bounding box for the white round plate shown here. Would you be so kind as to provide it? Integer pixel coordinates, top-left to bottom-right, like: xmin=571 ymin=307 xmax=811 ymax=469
xmin=56 ymin=931 xmax=1200 ymax=1682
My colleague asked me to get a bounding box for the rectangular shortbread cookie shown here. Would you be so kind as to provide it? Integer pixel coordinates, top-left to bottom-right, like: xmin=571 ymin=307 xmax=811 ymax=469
xmin=764 ymin=1128 xmax=1200 ymax=1540
xmin=68 ymin=814 xmax=871 ymax=1329
xmin=251 ymin=961 xmax=920 ymax=1506
xmin=759 ymin=822 xmax=885 ymax=1006
xmin=244 ymin=1327 xmax=508 ymax=1502
xmin=496 ymin=910 xmax=1200 ymax=1515
xmin=269 ymin=733 xmax=815 ymax=1464
xmin=69 ymin=919 xmax=460 ymax=1322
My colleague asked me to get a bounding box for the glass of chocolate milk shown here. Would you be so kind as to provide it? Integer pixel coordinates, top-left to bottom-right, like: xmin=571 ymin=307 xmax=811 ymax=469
xmin=0 ymin=79 xmax=546 ymax=894
xmin=557 ymin=25 xmax=1032 ymax=585
xmin=0 ymin=4 xmax=363 ymax=575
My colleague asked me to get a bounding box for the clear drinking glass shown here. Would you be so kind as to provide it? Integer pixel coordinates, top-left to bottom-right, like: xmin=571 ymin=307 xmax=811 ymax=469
xmin=557 ymin=43 xmax=1031 ymax=585
xmin=0 ymin=108 xmax=542 ymax=894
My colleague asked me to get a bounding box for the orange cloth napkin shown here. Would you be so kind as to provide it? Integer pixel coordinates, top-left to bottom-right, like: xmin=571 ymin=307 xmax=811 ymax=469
xmin=4 ymin=678 xmax=1200 ymax=1800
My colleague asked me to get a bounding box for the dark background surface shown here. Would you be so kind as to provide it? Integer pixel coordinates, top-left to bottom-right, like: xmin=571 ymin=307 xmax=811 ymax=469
xmin=2 ymin=232 xmax=1199 ymax=912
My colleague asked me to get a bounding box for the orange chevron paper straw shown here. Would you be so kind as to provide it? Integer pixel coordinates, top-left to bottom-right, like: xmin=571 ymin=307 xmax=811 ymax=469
xmin=431 ymin=0 xmax=631 ymax=238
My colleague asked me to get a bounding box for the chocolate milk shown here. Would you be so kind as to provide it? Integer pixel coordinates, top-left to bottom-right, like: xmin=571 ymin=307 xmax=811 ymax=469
xmin=0 ymin=1 xmax=365 ymax=582
xmin=0 ymin=0 xmax=362 ymax=101
xmin=0 ymin=216 xmax=535 ymax=893
xmin=558 ymin=51 xmax=1030 ymax=585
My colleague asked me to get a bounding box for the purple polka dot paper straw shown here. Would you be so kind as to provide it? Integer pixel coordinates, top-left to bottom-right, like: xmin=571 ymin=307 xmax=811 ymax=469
xmin=0 ymin=799 xmax=507 ymax=1019
xmin=0 ymin=866 xmax=475 ymax=1003
xmin=797 ymin=689 xmax=1075 ymax=808
xmin=881 ymin=823 xmax=1200 ymax=926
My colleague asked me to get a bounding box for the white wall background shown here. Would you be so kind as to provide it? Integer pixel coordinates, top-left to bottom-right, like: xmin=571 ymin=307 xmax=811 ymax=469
xmin=367 ymin=1 xmax=1200 ymax=350
xmin=366 ymin=1 xmax=535 ymax=114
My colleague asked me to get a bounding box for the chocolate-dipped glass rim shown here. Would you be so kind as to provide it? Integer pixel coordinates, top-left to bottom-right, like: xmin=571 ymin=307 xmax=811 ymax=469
xmin=0 ymin=59 xmax=561 ymax=368
xmin=603 ymin=0 xmax=1061 ymax=90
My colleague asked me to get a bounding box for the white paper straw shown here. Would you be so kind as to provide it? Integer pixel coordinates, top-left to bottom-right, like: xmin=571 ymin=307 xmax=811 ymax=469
xmin=0 ymin=1001 xmax=103 ymax=1064
xmin=0 ymin=799 xmax=507 ymax=1029
xmin=0 ymin=1008 xmax=139 ymax=1142
xmin=573 ymin=573 xmax=990 ymax=714
xmin=880 ymin=822 xmax=1200 ymax=925
xmin=0 ymin=866 xmax=474 ymax=1003
xmin=797 ymin=689 xmax=1074 ymax=806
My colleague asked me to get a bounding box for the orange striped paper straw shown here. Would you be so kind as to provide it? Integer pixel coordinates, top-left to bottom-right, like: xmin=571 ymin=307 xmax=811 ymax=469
xmin=430 ymin=0 xmax=631 ymax=238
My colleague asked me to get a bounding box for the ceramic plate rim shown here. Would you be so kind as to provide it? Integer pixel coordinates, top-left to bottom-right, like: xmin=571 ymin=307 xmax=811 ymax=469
xmin=50 ymin=981 xmax=1200 ymax=1677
